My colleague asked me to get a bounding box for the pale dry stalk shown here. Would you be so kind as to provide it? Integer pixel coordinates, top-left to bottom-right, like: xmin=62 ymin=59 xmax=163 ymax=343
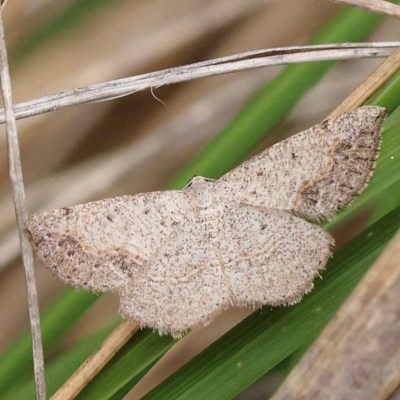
xmin=333 ymin=0 xmax=400 ymax=19
xmin=51 ymin=321 xmax=138 ymax=400
xmin=329 ymin=46 xmax=400 ymax=117
xmin=0 ymin=43 xmax=397 ymax=124
xmin=0 ymin=7 xmax=46 ymax=400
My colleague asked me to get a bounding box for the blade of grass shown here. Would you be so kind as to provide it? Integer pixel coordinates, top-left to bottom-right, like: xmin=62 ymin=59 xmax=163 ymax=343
xmin=0 ymin=8 xmax=46 ymax=397
xmin=377 ymin=87 xmax=400 ymax=126
xmin=367 ymin=70 xmax=400 ymax=113
xmin=166 ymin=1 xmax=399 ymax=188
xmin=5 ymin=326 xmax=177 ymax=400
xmin=51 ymin=321 xmax=139 ymax=400
xmin=332 ymin=0 xmax=400 ymax=19
xmin=5 ymin=323 xmax=117 ymax=400
xmin=140 ymin=107 xmax=400 ymax=400
xmin=329 ymin=48 xmax=400 ymax=116
xmin=9 ymin=0 xmax=110 ymax=65
xmin=75 ymin=331 xmax=178 ymax=400
xmin=272 ymin=226 xmax=400 ymax=400
xmin=267 ymin=83 xmax=400 ymax=381
xmin=0 ymin=290 xmax=97 ymax=393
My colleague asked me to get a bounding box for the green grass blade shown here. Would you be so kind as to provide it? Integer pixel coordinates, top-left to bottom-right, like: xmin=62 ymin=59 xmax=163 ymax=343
xmin=5 ymin=324 xmax=116 ymax=399
xmin=141 ymin=108 xmax=400 ymax=400
xmin=166 ymin=3 xmax=397 ymax=189
xmin=368 ymin=71 xmax=400 ymax=114
xmin=9 ymin=329 xmax=176 ymax=400
xmin=143 ymin=202 xmax=400 ymax=400
xmin=75 ymin=331 xmax=177 ymax=400
xmin=10 ymin=0 xmax=110 ymax=65
xmin=143 ymin=115 xmax=400 ymax=399
xmin=0 ymin=289 xmax=97 ymax=394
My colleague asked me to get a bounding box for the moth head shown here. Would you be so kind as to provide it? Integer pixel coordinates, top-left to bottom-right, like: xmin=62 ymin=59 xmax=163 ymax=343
xmin=183 ymin=175 xmax=215 ymax=190
xmin=183 ymin=176 xmax=217 ymax=208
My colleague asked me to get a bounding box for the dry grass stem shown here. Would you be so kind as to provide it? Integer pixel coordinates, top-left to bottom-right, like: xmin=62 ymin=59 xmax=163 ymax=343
xmin=329 ymin=46 xmax=400 ymax=117
xmin=0 ymin=42 xmax=397 ymax=124
xmin=51 ymin=321 xmax=139 ymax=400
xmin=271 ymin=228 xmax=400 ymax=400
xmin=333 ymin=0 xmax=400 ymax=19
xmin=0 ymin=7 xmax=46 ymax=400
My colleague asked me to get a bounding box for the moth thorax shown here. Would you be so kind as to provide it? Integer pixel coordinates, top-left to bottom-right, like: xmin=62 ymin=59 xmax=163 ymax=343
xmin=194 ymin=187 xmax=214 ymax=209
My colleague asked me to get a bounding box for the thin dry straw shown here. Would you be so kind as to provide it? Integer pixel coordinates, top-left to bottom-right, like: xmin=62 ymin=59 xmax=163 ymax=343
xmin=333 ymin=0 xmax=400 ymax=19
xmin=51 ymin=321 xmax=138 ymax=400
xmin=0 ymin=7 xmax=46 ymax=400
xmin=0 ymin=42 xmax=397 ymax=124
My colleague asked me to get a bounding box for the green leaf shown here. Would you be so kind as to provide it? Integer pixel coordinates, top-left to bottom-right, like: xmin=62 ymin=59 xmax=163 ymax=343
xmin=76 ymin=331 xmax=177 ymax=400
xmin=5 ymin=324 xmax=116 ymax=399
xmin=166 ymin=3 xmax=394 ymax=189
xmin=0 ymin=290 xmax=97 ymax=394
xmin=368 ymin=70 xmax=400 ymax=114
xmin=10 ymin=0 xmax=111 ymax=65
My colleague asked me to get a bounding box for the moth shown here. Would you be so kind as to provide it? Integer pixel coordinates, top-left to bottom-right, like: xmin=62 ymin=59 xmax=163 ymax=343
xmin=27 ymin=106 xmax=385 ymax=337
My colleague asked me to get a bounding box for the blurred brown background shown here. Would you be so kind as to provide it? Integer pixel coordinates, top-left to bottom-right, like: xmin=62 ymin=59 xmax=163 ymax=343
xmin=0 ymin=0 xmax=398 ymax=398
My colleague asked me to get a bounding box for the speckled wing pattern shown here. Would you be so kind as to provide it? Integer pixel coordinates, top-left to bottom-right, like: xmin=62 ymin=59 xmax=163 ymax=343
xmin=214 ymin=106 xmax=385 ymax=220
xmin=26 ymin=106 xmax=385 ymax=337
xmin=216 ymin=203 xmax=333 ymax=308
xmin=119 ymin=212 xmax=232 ymax=336
xmin=118 ymin=202 xmax=332 ymax=336
xmin=27 ymin=192 xmax=192 ymax=293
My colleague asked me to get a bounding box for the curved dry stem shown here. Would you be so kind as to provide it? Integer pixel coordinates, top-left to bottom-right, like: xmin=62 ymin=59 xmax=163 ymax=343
xmin=329 ymin=47 xmax=400 ymax=117
xmin=332 ymin=0 xmax=400 ymax=19
xmin=0 ymin=43 xmax=397 ymax=124
xmin=51 ymin=321 xmax=139 ymax=400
